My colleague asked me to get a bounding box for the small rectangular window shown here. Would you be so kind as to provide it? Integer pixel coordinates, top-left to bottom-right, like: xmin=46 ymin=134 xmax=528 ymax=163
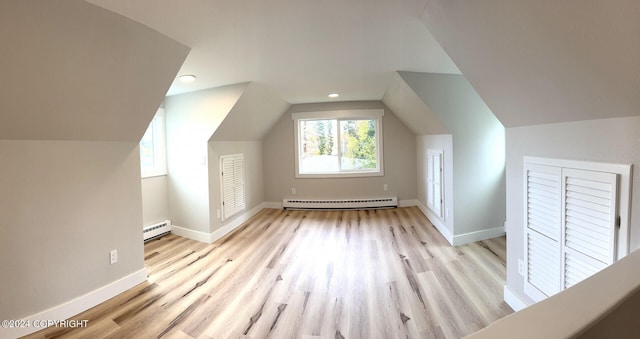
xmin=140 ymin=108 xmax=167 ymax=178
xmin=293 ymin=109 xmax=383 ymax=178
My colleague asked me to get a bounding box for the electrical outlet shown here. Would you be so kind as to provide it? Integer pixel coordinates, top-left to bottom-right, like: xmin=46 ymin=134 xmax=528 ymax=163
xmin=383 ymin=184 xmax=388 ymax=191
xmin=110 ymin=249 xmax=118 ymax=265
xmin=518 ymin=259 xmax=524 ymax=276
xmin=292 ymin=188 xmax=296 ymax=195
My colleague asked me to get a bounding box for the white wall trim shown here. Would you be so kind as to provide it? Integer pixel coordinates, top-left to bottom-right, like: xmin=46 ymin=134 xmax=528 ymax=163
xmin=416 ymin=200 xmax=505 ymax=246
xmin=452 ymin=226 xmax=506 ymax=246
xmin=5 ymin=268 xmax=147 ymax=338
xmin=416 ymin=201 xmax=454 ymax=245
xmin=263 ymin=201 xmax=282 ymax=209
xmin=399 ymin=199 xmax=418 ymax=207
xmin=171 ymin=224 xmax=212 ymax=243
xmin=172 ymin=203 xmax=268 ymax=244
xmin=504 ymin=285 xmax=529 ymax=312
xmin=209 ymin=203 xmax=265 ymax=243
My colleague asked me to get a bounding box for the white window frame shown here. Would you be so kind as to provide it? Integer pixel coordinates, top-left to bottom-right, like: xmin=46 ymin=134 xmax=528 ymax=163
xmin=140 ymin=108 xmax=167 ymax=178
xmin=292 ymin=109 xmax=384 ymax=178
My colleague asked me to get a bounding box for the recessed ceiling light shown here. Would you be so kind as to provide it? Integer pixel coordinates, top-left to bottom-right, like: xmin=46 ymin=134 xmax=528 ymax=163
xmin=179 ymin=74 xmax=196 ymax=83
xmin=328 ymin=93 xmax=339 ymax=98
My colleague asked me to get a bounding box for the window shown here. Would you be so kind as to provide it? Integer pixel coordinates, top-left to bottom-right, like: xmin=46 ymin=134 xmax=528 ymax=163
xmin=140 ymin=108 xmax=167 ymax=178
xmin=292 ymin=109 xmax=384 ymax=178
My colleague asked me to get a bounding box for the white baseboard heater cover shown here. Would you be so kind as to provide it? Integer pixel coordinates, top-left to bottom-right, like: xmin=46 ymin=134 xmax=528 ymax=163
xmin=143 ymin=220 xmax=171 ymax=241
xmin=282 ymin=197 xmax=398 ymax=210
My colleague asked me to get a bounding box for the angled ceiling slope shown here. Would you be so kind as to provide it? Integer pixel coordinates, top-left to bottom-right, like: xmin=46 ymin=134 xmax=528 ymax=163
xmin=86 ymin=0 xmax=460 ymax=104
xmin=421 ymin=0 xmax=640 ymax=128
xmin=0 ymin=0 xmax=189 ymax=141
xmin=382 ymin=72 xmax=449 ymax=135
xmin=211 ymin=83 xmax=291 ymax=141
xmin=398 ymin=71 xmax=502 ymax=135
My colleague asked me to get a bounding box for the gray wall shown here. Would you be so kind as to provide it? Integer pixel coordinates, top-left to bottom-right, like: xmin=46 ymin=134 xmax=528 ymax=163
xmin=400 ymin=72 xmax=506 ymax=236
xmin=417 ymin=134 xmax=454 ymax=234
xmin=164 ymin=84 xmax=246 ymax=233
xmin=0 ymin=141 xmax=144 ymax=320
xmin=208 ymin=141 xmax=265 ymax=231
xmin=505 ymin=116 xmax=640 ymax=306
xmin=263 ymin=101 xmax=417 ymax=203
xmin=141 ymin=176 xmax=169 ymax=228
xmin=0 ymin=1 xmax=187 ymax=324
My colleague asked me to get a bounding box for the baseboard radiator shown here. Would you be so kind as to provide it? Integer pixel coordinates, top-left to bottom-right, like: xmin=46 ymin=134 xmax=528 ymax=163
xmin=282 ymin=197 xmax=398 ymax=210
xmin=143 ymin=220 xmax=171 ymax=242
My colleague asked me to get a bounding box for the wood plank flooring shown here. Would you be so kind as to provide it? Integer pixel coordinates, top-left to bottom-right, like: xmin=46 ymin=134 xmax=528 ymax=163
xmin=24 ymin=207 xmax=512 ymax=339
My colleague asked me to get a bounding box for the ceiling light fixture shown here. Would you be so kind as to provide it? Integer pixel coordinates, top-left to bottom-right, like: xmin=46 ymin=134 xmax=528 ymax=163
xmin=328 ymin=93 xmax=339 ymax=98
xmin=179 ymin=74 xmax=196 ymax=83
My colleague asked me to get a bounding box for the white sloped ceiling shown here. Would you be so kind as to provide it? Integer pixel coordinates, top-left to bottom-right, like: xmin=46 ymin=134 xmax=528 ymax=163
xmin=421 ymin=0 xmax=640 ymax=127
xmin=382 ymin=72 xmax=449 ymax=135
xmin=210 ymin=82 xmax=291 ymax=141
xmin=0 ymin=0 xmax=189 ymax=141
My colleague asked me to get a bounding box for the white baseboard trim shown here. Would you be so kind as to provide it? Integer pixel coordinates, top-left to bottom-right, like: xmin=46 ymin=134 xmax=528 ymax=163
xmin=398 ymin=199 xmax=418 ymax=207
xmin=171 ymin=224 xmax=212 ymax=243
xmin=263 ymin=201 xmax=282 ymax=209
xmin=172 ymin=203 xmax=268 ymax=244
xmin=504 ymin=285 xmax=529 ymax=312
xmin=5 ymin=268 xmax=147 ymax=338
xmin=452 ymin=226 xmax=506 ymax=246
xmin=209 ymin=203 xmax=265 ymax=243
xmin=416 ymin=201 xmax=454 ymax=245
xmin=415 ymin=201 xmax=505 ymax=246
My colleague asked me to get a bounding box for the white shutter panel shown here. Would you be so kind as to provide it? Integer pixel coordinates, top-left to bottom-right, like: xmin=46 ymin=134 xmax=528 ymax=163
xmin=564 ymin=248 xmax=608 ymax=289
xmin=433 ymin=153 xmax=443 ymax=217
xmin=220 ymin=154 xmax=245 ymax=220
xmin=234 ymin=157 xmax=245 ymax=212
xmin=526 ymin=231 xmax=561 ymax=299
xmin=524 ymin=163 xmax=562 ymax=301
xmin=426 ymin=150 xmax=443 ymax=218
xmin=524 ymin=157 xmax=626 ymax=301
xmin=561 ymin=168 xmax=617 ymax=288
xmin=526 ymin=165 xmax=562 ymax=240
xmin=426 ymin=153 xmax=434 ymax=208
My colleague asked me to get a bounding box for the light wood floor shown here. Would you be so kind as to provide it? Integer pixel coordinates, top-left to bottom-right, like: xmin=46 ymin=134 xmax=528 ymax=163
xmin=25 ymin=207 xmax=512 ymax=339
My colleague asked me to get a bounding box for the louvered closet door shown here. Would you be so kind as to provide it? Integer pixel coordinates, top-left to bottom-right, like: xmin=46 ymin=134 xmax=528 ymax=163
xmin=432 ymin=152 xmax=443 ymax=217
xmin=221 ymin=154 xmax=245 ymax=220
xmin=426 ymin=150 xmax=443 ymax=218
xmin=524 ymin=164 xmax=562 ymax=301
xmin=562 ymin=168 xmax=618 ymax=289
xmin=427 ymin=153 xmax=434 ymax=208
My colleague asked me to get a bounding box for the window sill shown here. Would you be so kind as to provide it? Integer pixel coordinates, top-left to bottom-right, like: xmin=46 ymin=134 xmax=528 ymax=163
xmin=295 ymin=171 xmax=384 ymax=179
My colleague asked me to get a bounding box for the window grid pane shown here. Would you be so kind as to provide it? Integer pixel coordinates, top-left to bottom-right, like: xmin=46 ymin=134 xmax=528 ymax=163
xmin=298 ymin=117 xmax=379 ymax=175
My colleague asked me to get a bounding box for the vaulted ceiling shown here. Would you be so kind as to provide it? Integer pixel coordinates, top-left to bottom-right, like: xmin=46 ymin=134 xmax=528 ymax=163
xmin=422 ymin=0 xmax=640 ymax=127
xmin=0 ymin=0 xmax=189 ymax=141
xmin=86 ymin=0 xmax=460 ymax=103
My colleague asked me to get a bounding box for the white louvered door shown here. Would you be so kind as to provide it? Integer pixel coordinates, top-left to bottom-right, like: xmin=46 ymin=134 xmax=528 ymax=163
xmin=524 ymin=159 xmax=621 ymax=302
xmin=561 ymin=168 xmax=618 ymax=289
xmin=524 ymin=164 xmax=562 ymax=301
xmin=426 ymin=150 xmax=443 ymax=218
xmin=220 ymin=154 xmax=245 ymax=221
